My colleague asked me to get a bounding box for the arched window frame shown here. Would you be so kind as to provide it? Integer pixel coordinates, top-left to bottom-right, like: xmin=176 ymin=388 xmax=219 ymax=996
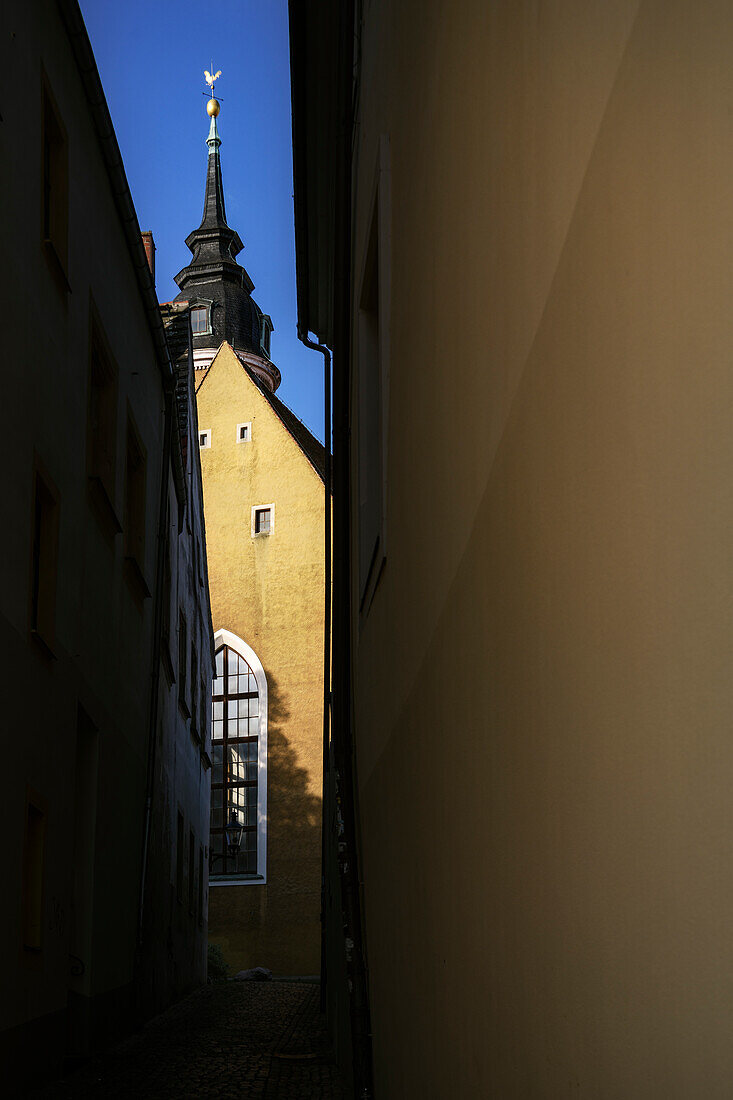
xmin=211 ymin=628 xmax=268 ymax=885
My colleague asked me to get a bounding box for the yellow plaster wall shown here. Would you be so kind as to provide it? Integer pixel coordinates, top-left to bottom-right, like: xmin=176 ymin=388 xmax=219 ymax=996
xmin=196 ymin=343 xmax=324 ymax=975
xmin=350 ymin=1 xmax=733 ymax=1095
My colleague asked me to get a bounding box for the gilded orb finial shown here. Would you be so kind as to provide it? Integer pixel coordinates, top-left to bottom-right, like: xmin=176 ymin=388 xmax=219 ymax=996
xmin=207 ymin=98 xmax=220 ymax=117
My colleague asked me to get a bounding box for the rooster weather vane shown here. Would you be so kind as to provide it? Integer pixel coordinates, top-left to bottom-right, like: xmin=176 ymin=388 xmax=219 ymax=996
xmin=204 ymin=68 xmax=222 ymax=94
xmin=203 ymin=65 xmax=222 ymax=118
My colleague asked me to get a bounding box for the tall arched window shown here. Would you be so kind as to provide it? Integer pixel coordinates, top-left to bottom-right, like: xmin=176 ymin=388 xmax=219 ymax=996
xmin=209 ymin=632 xmax=267 ymax=880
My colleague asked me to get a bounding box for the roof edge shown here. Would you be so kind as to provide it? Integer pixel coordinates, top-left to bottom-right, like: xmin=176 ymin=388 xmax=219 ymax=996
xmin=232 ymin=348 xmax=330 ymax=485
xmin=56 ymin=0 xmax=174 ymax=390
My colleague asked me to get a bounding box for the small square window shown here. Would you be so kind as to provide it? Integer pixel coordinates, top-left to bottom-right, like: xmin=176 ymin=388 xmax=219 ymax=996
xmin=254 ymin=507 xmax=271 ymax=535
xmin=237 ymin=422 xmax=251 ymax=443
xmin=199 ymin=430 xmax=211 ymax=449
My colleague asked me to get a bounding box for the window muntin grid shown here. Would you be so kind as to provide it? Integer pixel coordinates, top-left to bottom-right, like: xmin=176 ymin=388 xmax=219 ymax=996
xmin=210 ymin=644 xmax=260 ymax=876
xmin=191 ymin=307 xmax=208 ymax=334
xmin=254 ymin=507 xmax=271 ymax=534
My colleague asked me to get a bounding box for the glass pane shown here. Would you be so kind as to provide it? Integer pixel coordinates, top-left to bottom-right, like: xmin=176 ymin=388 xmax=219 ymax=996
xmin=210 ymin=787 xmax=223 ymax=808
xmin=215 ymin=649 xmax=224 ymax=677
xmin=250 ymin=698 xmax=259 ymax=718
xmin=229 ymin=787 xmax=245 ymax=812
xmin=213 ymin=762 xmax=223 ymax=785
xmin=229 ymin=745 xmax=246 ymax=782
xmin=213 ymin=701 xmax=224 ymax=721
xmin=213 ymin=720 xmax=223 ymax=740
xmin=211 ymin=806 xmax=223 ymax=828
xmin=249 ymin=717 xmax=259 ymax=736
xmin=247 ymin=762 xmax=257 ymax=781
xmin=248 ymin=673 xmax=258 ymax=694
xmin=234 ymin=847 xmax=257 ymax=875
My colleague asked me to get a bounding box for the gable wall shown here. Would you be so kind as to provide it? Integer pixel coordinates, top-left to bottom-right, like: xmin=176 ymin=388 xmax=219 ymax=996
xmin=196 ymin=343 xmax=325 ymax=975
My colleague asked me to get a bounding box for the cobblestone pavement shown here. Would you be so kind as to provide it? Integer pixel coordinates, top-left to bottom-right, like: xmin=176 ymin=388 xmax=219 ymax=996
xmin=30 ymin=981 xmax=346 ymax=1099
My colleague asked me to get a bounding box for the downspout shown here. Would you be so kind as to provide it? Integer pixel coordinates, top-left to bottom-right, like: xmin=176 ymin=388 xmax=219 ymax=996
xmin=297 ymin=330 xmax=332 ymax=1013
xmin=137 ymin=377 xmax=175 ymax=946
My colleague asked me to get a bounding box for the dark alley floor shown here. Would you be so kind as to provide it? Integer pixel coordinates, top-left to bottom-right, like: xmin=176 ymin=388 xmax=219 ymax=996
xmin=29 ymin=981 xmax=345 ymax=1099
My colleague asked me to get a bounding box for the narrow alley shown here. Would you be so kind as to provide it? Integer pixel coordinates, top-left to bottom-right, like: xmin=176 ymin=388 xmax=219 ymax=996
xmin=30 ymin=982 xmax=344 ymax=1099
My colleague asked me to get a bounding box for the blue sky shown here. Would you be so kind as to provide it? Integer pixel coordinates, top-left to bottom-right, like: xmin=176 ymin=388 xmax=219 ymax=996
xmin=80 ymin=0 xmax=324 ymax=442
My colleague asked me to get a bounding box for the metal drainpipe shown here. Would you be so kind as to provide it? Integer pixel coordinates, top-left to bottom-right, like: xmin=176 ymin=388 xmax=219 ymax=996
xmin=297 ymin=330 xmax=332 ymax=1013
xmin=137 ymin=377 xmax=175 ymax=948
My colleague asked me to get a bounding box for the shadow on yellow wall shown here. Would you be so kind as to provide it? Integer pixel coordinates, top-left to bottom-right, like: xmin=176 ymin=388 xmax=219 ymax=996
xmin=267 ymin=672 xmax=322 ymax=848
xmin=209 ymin=672 xmax=323 ymax=975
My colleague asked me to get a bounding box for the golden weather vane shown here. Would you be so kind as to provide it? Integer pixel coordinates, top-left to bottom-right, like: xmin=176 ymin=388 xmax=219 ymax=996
xmin=204 ymin=65 xmax=222 ymax=117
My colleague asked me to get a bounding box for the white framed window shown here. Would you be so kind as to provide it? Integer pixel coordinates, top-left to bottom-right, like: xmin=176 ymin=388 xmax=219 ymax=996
xmin=251 ymin=504 xmax=274 ymax=537
xmin=260 ymin=314 xmax=273 ymax=359
xmin=191 ymin=306 xmax=209 ymax=334
xmin=209 ymin=629 xmax=268 ymax=885
xmin=236 ymin=422 xmax=252 ymax=443
xmin=199 ymin=429 xmax=211 ymax=449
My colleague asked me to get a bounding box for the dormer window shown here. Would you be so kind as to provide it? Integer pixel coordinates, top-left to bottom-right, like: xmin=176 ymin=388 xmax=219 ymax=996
xmin=191 ymin=307 xmax=209 ymax=335
xmin=260 ymin=315 xmax=273 ymax=359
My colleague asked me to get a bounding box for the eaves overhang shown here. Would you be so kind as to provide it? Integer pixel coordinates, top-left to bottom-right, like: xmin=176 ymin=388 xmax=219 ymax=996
xmin=288 ymin=0 xmax=342 ymax=348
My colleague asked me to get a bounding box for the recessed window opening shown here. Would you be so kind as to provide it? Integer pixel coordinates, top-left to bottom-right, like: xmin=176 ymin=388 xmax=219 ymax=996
xmin=88 ymin=318 xmax=118 ymax=504
xmin=254 ymin=507 xmax=271 ymax=535
xmin=176 ymin=811 xmax=184 ymax=903
xmin=198 ymin=846 xmax=204 ymax=924
xmin=237 ymin=423 xmax=251 ymax=443
xmin=210 ymin=644 xmax=261 ymax=876
xmin=191 ymin=307 xmax=209 ymax=334
xmin=42 ymin=80 xmax=68 ymax=272
xmin=178 ymin=610 xmax=188 ymax=705
xmin=22 ymin=798 xmax=46 ymax=951
xmin=199 ymin=430 xmax=211 ymax=449
xmin=188 ymin=830 xmax=196 ymax=913
xmin=260 ymin=315 xmax=273 ymax=358
xmin=124 ymin=416 xmax=147 ymax=569
xmin=358 ymin=190 xmax=383 ymax=603
xmin=161 ymin=528 xmax=172 ymax=649
xmin=191 ymin=643 xmax=199 ymax=734
xmin=30 ymin=469 xmax=59 ymax=648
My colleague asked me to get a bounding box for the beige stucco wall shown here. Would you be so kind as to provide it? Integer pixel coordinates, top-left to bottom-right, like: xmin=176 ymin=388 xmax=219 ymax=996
xmin=350 ymin=1 xmax=733 ymax=1095
xmin=196 ymin=343 xmax=324 ymax=975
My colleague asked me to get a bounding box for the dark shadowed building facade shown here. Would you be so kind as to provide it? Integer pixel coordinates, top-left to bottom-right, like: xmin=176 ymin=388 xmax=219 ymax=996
xmin=1 ymin=1 xmax=213 ymax=1091
xmin=291 ymin=1 xmax=733 ymax=1096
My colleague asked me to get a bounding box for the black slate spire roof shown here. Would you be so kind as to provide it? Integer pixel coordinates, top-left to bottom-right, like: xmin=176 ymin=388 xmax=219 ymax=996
xmin=174 ymin=111 xmax=273 ymax=371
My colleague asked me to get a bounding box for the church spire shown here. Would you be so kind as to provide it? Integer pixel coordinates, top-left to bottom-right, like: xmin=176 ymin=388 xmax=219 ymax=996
xmin=198 ymin=101 xmax=230 ymax=236
xmin=173 ymin=75 xmax=280 ymax=390
xmin=178 ymin=92 xmax=243 ymax=274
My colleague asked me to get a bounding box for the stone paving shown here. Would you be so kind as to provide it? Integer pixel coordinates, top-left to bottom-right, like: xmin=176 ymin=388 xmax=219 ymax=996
xmin=30 ymin=981 xmax=346 ymax=1099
